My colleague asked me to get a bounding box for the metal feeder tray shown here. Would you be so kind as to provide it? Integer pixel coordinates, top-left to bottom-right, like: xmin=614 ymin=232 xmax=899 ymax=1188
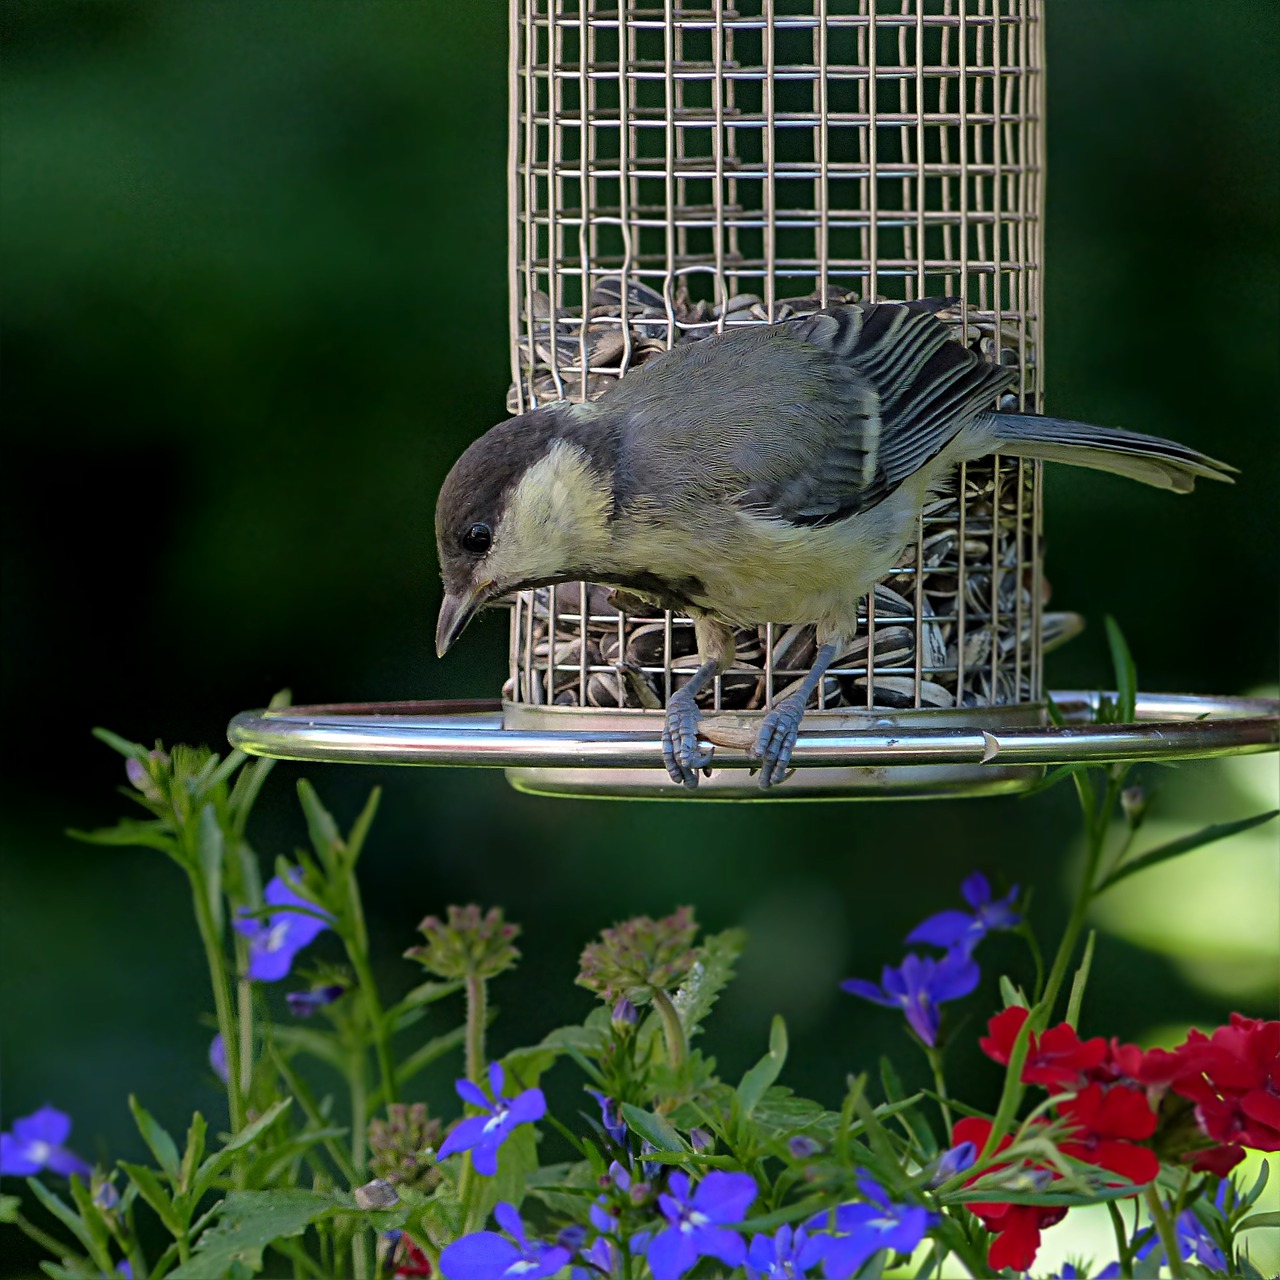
xmin=228 ymin=692 xmax=1279 ymax=802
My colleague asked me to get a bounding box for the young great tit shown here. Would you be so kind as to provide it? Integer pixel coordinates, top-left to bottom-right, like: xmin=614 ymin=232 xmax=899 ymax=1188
xmin=434 ymin=300 xmax=1234 ymax=789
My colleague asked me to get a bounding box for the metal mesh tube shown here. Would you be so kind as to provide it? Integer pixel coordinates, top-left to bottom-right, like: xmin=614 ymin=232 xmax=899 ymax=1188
xmin=507 ymin=0 xmax=1046 ymax=717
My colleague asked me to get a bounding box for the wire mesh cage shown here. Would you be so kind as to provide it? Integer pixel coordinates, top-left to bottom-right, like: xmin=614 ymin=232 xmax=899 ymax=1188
xmin=503 ymin=0 xmax=1049 ymax=795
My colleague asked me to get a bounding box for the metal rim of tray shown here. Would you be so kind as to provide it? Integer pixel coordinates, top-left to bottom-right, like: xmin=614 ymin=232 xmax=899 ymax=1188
xmin=227 ymin=692 xmax=1279 ymax=770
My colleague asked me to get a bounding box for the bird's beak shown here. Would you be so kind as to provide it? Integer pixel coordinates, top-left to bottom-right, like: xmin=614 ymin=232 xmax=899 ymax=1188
xmin=435 ymin=581 xmax=494 ymax=657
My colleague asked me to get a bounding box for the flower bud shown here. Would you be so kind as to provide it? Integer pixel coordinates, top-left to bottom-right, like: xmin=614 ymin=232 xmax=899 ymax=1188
xmin=612 ymin=996 xmax=638 ymax=1028
xmin=576 ymin=907 xmax=699 ymax=1003
xmin=689 ymin=1127 xmax=714 ymax=1153
xmin=1121 ymin=785 xmax=1148 ymax=827
xmin=787 ymin=1135 xmax=820 ymax=1159
xmin=405 ymin=905 xmax=521 ymax=981
xmin=368 ymin=1103 xmax=443 ymax=1193
xmin=929 ymin=1140 xmax=977 ymax=1186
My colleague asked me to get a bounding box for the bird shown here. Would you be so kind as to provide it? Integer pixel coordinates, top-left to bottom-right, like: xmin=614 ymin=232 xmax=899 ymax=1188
xmin=434 ymin=299 xmax=1235 ymax=789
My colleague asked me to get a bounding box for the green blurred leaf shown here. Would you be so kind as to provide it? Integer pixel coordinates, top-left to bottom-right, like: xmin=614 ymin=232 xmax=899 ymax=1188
xmin=0 ymin=1194 xmax=19 ymax=1222
xmin=91 ymin=727 xmax=149 ymax=762
xmin=1065 ymin=930 xmax=1095 ymax=1029
xmin=389 ymin=1025 xmax=467 ymax=1096
xmin=1237 ymin=1211 xmax=1280 ymax=1231
xmin=25 ymin=1178 xmax=98 ymax=1257
xmin=296 ymin=780 xmax=342 ymax=873
xmin=180 ymin=1112 xmax=208 ymax=1196
xmin=170 ymin=1188 xmax=331 ymax=1279
xmin=1104 ymin=616 xmax=1137 ymax=723
xmin=620 ymin=1103 xmax=687 ymax=1154
xmin=193 ymin=1100 xmax=293 ymax=1199
xmin=129 ymin=1095 xmax=181 ymax=1181
xmin=120 ymin=1161 xmax=183 ymax=1236
xmin=1094 ymin=810 xmax=1279 ymax=894
xmin=737 ymin=1015 xmax=788 ymax=1119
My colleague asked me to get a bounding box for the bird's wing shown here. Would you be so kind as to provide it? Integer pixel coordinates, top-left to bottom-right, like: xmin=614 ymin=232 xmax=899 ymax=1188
xmin=603 ymin=301 xmax=1015 ymax=525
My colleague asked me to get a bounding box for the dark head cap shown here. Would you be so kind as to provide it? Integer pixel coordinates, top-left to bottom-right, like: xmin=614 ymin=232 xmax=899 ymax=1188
xmin=434 ymin=405 xmax=609 ymax=656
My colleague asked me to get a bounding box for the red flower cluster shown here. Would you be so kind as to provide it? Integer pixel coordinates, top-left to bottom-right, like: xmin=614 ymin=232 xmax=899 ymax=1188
xmin=964 ymin=1007 xmax=1280 ymax=1270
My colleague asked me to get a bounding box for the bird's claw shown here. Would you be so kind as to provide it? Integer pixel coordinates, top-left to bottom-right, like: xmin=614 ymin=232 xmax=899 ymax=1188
xmin=661 ymin=687 xmax=714 ymax=788
xmin=748 ymin=697 xmax=806 ymax=788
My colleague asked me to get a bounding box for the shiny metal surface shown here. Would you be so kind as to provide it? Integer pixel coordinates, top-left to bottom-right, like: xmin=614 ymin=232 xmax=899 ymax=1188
xmin=227 ymin=693 xmax=1278 ymax=801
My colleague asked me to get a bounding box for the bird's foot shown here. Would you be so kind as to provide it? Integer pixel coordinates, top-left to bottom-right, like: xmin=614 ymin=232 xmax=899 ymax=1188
xmin=661 ymin=686 xmax=714 ymax=788
xmin=748 ymin=695 xmax=808 ymax=789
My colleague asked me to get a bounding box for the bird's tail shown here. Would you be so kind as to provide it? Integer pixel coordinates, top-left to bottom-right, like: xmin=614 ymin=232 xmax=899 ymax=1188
xmin=981 ymin=412 xmax=1237 ymax=493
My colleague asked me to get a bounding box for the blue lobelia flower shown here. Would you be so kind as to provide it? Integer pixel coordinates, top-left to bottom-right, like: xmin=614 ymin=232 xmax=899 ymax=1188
xmin=234 ymin=869 xmax=334 ymax=982
xmin=1135 ymin=1206 xmax=1227 ymax=1273
xmin=586 ymin=1089 xmax=627 ymax=1148
xmin=745 ymin=1223 xmax=828 ymax=1280
xmin=1051 ymin=1263 xmax=1121 ymax=1279
xmin=437 ymin=1062 xmax=546 ymax=1177
xmin=286 ymin=983 xmax=347 ymax=1017
xmin=906 ymin=872 xmax=1020 ymax=955
xmin=440 ymin=1202 xmax=570 ymax=1280
xmin=840 ymin=948 xmax=980 ymax=1047
xmin=209 ymin=1033 xmax=229 ymax=1083
xmin=0 ymin=1106 xmax=92 ymax=1180
xmin=927 ymin=1139 xmax=977 ymax=1187
xmin=641 ymin=1169 xmax=757 ymax=1280
xmin=808 ymin=1176 xmax=938 ymax=1280
xmin=574 ymin=1197 xmax=623 ymax=1279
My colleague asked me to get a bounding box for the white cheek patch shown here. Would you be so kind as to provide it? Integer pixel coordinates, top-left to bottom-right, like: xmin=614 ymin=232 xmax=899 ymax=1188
xmin=488 ymin=440 xmax=611 ymax=582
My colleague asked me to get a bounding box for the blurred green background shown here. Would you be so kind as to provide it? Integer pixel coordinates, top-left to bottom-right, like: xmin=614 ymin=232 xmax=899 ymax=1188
xmin=1 ymin=2 xmax=1276 ymax=1275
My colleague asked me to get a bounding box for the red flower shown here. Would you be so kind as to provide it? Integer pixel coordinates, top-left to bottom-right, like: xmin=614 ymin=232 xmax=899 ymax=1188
xmin=392 ymin=1236 xmax=433 ymax=1278
xmin=980 ymin=1007 xmax=1107 ymax=1089
xmin=1166 ymin=1015 xmax=1280 ymax=1152
xmin=1057 ymin=1083 xmax=1159 ymax=1185
xmin=953 ymin=1116 xmax=1067 ymax=1274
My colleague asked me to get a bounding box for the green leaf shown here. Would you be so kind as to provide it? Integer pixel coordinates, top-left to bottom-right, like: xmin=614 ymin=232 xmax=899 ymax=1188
xmin=1065 ymin=930 xmax=1095 ymax=1029
xmin=878 ymin=1054 xmax=905 ymax=1105
xmin=1240 ymin=1159 xmax=1270 ymax=1208
xmin=1237 ymin=1211 xmax=1280 ymax=1232
xmin=129 ymin=1096 xmax=182 ymax=1181
xmin=674 ymin=927 xmax=745 ymax=1036
xmin=68 ymin=820 xmax=176 ymax=856
xmin=1094 ymin=810 xmax=1279 ymax=894
xmin=194 ymin=1100 xmax=292 ymax=1198
xmin=296 ymin=780 xmax=342 ymax=872
xmin=0 ymin=1194 xmax=20 ymax=1223
xmin=270 ymin=1025 xmax=349 ymax=1073
xmin=179 ymin=1112 xmax=208 ymax=1196
xmin=343 ymin=787 xmax=382 ymax=868
xmin=91 ymin=727 xmax=150 ymax=761
xmin=120 ymin=1162 xmax=184 ymax=1237
xmin=195 ymin=804 xmax=225 ymax=934
xmin=385 ymin=978 xmax=463 ymax=1028
xmin=620 ymin=1103 xmax=687 ymax=1154
xmin=1104 ymin=616 xmax=1137 ymax=723
xmin=170 ymin=1188 xmax=331 ymax=1279
xmin=737 ymin=1016 xmax=788 ymax=1118
xmin=25 ymin=1179 xmax=98 ymax=1256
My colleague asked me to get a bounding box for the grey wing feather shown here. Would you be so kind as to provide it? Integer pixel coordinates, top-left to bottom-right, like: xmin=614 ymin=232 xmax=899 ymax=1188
xmin=601 ymin=300 xmax=1012 ymax=526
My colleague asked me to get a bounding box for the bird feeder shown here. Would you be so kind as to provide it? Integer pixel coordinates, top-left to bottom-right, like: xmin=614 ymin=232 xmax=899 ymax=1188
xmin=228 ymin=0 xmax=1279 ymax=796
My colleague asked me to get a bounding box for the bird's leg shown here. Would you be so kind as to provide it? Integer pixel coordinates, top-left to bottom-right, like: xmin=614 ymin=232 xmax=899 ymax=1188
xmin=661 ymin=616 xmax=734 ymax=789
xmin=749 ymin=641 xmax=839 ymax=788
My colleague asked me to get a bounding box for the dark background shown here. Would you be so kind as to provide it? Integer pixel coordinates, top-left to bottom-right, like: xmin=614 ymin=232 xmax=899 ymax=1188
xmin=1 ymin=2 xmax=1277 ymax=1273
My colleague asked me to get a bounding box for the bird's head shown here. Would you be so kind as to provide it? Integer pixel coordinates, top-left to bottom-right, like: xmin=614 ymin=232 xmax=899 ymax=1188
xmin=434 ymin=404 xmax=616 ymax=657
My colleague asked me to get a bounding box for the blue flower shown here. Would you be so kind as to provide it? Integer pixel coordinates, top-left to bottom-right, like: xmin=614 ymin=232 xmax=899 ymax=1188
xmin=234 ymin=869 xmax=334 ymax=982
xmin=808 ymin=1176 xmax=937 ymax=1280
xmin=840 ymin=948 xmax=979 ymax=1046
xmin=1135 ymin=1206 xmax=1227 ymax=1273
xmin=745 ymin=1223 xmax=827 ymax=1279
xmin=209 ymin=1033 xmax=229 ymax=1083
xmin=586 ymin=1089 xmax=627 ymax=1148
xmin=0 ymin=1106 xmax=92 ymax=1180
xmin=286 ymin=983 xmax=346 ymax=1017
xmin=906 ymin=872 xmax=1020 ymax=954
xmin=575 ymin=1198 xmax=622 ymax=1278
xmin=1051 ymin=1264 xmax=1120 ymax=1279
xmin=928 ymin=1140 xmax=977 ymax=1186
xmin=437 ymin=1062 xmax=546 ymax=1177
xmin=440 ymin=1202 xmax=570 ymax=1280
xmin=641 ymin=1170 xmax=757 ymax=1280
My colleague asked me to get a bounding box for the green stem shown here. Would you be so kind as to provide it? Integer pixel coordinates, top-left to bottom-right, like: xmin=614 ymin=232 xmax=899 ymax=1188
xmin=464 ymin=973 xmax=488 ymax=1083
xmin=1106 ymin=1200 xmax=1133 ymax=1279
xmin=343 ymin=868 xmax=398 ymax=1108
xmin=923 ymin=1045 xmax=954 ymax=1142
xmin=191 ymin=878 xmax=245 ymax=1133
xmin=650 ymin=988 xmax=687 ymax=1070
xmin=1144 ymin=1183 xmax=1186 ymax=1279
xmin=1039 ymin=772 xmax=1121 ymax=1025
xmin=348 ymin=941 xmax=398 ymax=1109
xmin=349 ymin=1044 xmax=368 ymax=1178
xmin=12 ymin=1212 xmax=72 ymax=1260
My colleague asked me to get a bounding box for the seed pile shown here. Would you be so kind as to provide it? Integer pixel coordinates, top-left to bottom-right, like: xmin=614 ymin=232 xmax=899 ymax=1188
xmin=506 ymin=281 xmax=1064 ymax=712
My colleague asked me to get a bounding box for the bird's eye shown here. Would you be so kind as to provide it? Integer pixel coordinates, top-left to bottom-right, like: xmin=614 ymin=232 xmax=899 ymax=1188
xmin=461 ymin=522 xmax=492 ymax=555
